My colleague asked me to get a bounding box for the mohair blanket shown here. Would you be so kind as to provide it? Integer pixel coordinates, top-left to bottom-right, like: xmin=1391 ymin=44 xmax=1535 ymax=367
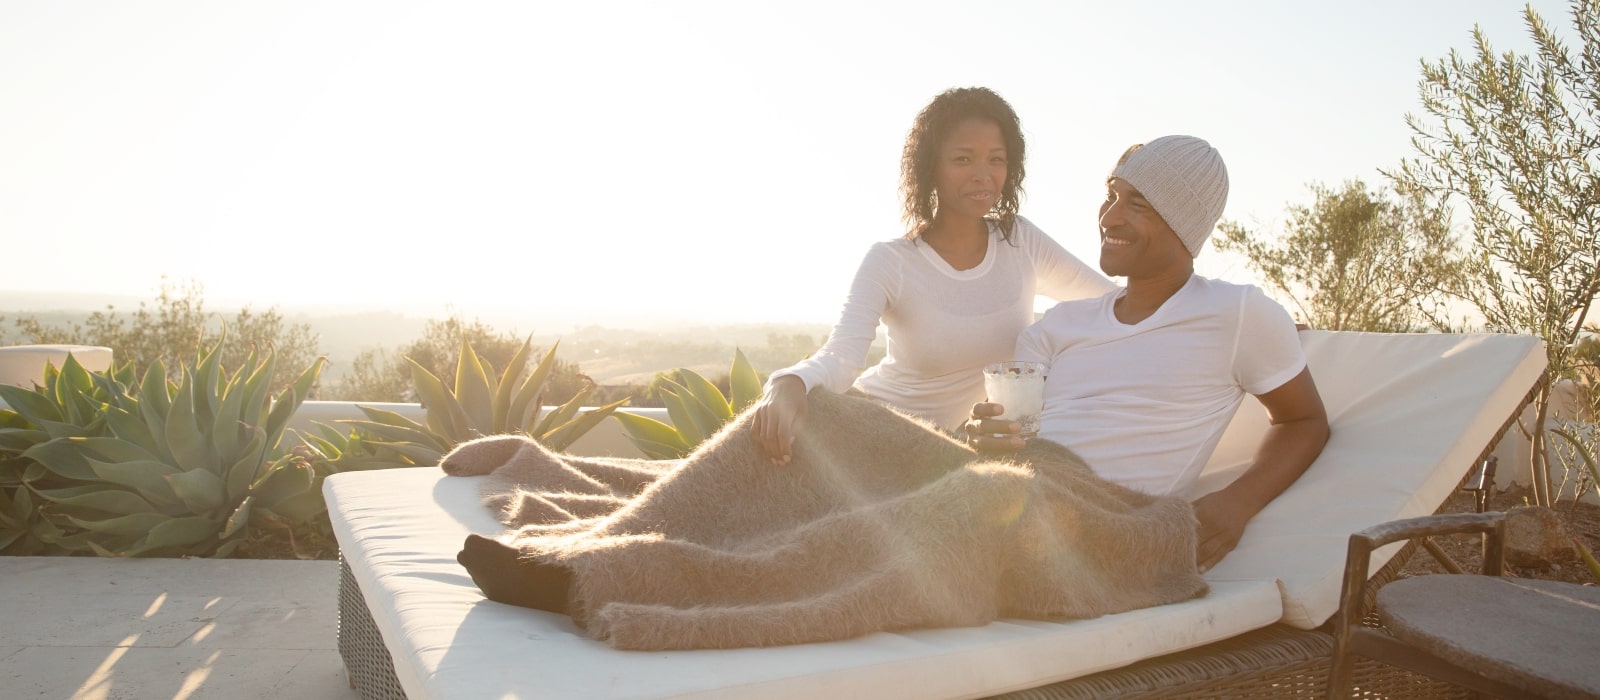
xmin=441 ymin=389 xmax=1207 ymax=651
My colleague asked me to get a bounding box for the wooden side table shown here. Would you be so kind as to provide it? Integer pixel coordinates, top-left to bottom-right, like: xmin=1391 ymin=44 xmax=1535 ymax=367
xmin=1377 ymin=574 xmax=1600 ymax=699
xmin=1327 ymin=511 xmax=1600 ymax=699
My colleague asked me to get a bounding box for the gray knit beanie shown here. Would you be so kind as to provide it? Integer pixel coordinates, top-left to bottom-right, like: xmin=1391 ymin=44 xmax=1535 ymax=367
xmin=1109 ymin=135 xmax=1229 ymax=257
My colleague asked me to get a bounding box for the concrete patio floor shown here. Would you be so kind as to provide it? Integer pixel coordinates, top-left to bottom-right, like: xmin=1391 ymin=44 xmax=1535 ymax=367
xmin=0 ymin=556 xmax=359 ymax=700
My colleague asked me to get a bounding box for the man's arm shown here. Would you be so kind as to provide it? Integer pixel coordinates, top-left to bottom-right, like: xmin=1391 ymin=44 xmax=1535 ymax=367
xmin=1191 ymin=367 xmax=1329 ymax=572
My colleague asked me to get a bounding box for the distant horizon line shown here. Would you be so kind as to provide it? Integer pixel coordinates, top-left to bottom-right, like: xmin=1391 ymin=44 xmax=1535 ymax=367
xmin=0 ymin=288 xmax=841 ymax=330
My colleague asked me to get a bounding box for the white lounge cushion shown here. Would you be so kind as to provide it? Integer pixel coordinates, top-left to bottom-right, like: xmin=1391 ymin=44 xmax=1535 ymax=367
xmin=325 ymin=467 xmax=1282 ymax=700
xmin=1193 ymin=331 xmax=1546 ymax=628
xmin=323 ymin=330 xmax=1546 ymax=698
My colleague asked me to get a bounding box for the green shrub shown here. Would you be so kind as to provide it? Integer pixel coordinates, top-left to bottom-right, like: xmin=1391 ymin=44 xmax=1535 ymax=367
xmin=615 ymin=349 xmax=762 ymax=459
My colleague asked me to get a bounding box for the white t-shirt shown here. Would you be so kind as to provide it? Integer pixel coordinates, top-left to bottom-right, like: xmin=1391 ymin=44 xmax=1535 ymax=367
xmin=1016 ymin=276 xmax=1305 ymax=497
xmin=772 ymin=216 xmax=1114 ymax=430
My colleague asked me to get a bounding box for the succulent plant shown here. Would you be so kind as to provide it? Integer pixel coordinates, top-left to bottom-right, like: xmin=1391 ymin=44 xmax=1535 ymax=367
xmin=614 ymin=348 xmax=762 ymax=459
xmin=0 ymin=341 xmax=325 ymax=557
xmin=0 ymin=354 xmax=134 ymax=553
xmin=337 ymin=337 xmax=626 ymax=466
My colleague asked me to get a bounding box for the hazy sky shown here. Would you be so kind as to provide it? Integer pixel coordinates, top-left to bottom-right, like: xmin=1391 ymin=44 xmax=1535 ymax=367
xmin=0 ymin=1 xmax=1577 ymax=326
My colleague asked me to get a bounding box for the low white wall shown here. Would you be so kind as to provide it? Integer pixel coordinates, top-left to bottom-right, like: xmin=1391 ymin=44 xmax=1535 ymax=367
xmin=288 ymin=400 xmax=662 ymax=460
xmin=0 ymin=345 xmax=114 ymax=387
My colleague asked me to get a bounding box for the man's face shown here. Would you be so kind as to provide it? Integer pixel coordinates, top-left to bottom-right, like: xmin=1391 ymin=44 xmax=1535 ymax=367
xmin=1097 ymin=177 xmax=1190 ymax=279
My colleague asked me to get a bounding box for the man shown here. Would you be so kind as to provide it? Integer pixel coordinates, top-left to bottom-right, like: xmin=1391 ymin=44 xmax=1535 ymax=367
xmin=966 ymin=135 xmax=1330 ymax=573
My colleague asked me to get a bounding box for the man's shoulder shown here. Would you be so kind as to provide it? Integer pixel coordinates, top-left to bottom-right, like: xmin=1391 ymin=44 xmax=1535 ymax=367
xmin=1188 ymin=276 xmax=1283 ymax=307
xmin=1188 ymin=276 xmax=1299 ymax=337
xmin=1189 ymin=275 xmax=1257 ymax=294
xmin=1035 ymin=288 xmax=1119 ymax=322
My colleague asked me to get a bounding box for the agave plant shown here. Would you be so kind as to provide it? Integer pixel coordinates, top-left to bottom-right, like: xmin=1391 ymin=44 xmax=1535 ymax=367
xmin=0 ymin=411 xmax=43 ymax=553
xmin=0 ymin=342 xmax=325 ymax=557
xmin=337 ymin=337 xmax=626 ymax=466
xmin=0 ymin=354 xmax=139 ymax=553
xmin=614 ymin=348 xmax=763 ymax=459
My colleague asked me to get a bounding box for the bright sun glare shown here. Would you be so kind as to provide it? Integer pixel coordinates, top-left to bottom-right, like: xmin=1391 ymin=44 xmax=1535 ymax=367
xmin=0 ymin=0 xmax=1572 ymax=326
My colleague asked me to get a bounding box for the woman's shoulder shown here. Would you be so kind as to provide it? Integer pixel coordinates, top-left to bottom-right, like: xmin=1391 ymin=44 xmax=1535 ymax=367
xmin=1005 ymin=214 xmax=1046 ymax=241
xmin=864 ymin=236 xmax=917 ymax=259
xmin=852 ymin=238 xmax=917 ymax=276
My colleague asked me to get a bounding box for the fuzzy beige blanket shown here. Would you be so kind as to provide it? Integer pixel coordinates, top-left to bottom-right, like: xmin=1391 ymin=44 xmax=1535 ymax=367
xmin=441 ymin=389 xmax=1207 ymax=651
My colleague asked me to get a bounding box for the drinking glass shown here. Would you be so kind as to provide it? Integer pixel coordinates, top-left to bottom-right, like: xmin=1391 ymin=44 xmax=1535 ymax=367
xmin=982 ymin=360 xmax=1047 ymax=439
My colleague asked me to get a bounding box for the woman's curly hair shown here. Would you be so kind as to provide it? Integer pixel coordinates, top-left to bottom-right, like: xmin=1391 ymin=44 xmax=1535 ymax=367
xmin=899 ymin=87 xmax=1026 ymax=241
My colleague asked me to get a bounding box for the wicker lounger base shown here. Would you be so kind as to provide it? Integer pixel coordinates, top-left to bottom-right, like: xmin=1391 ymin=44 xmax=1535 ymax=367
xmin=338 ymin=557 xmax=409 ymax=700
xmin=335 ymin=557 xmax=1465 ymax=700
xmin=988 ymin=622 xmax=1466 ymax=699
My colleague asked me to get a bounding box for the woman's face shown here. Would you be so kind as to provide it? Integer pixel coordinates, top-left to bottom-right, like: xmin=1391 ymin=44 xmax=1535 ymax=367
xmin=932 ymin=118 xmax=1007 ymax=222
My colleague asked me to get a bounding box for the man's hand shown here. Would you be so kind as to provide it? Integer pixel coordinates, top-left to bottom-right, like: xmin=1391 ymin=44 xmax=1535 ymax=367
xmin=1189 ymin=367 xmax=1329 ymax=573
xmin=751 ymin=375 xmax=808 ymax=465
xmin=1190 ymin=490 xmax=1252 ymax=573
xmin=963 ymin=402 xmax=1026 ymax=454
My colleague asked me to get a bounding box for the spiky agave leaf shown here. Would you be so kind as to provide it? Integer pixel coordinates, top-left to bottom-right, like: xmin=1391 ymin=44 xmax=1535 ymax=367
xmin=612 ymin=411 xmax=692 ymax=460
xmin=728 ymin=348 xmax=763 ymax=414
xmin=491 ymin=337 xmax=535 ymax=432
xmin=615 ymin=350 xmax=768 ymax=459
xmin=453 ymin=340 xmax=494 ymax=435
xmin=406 ymin=357 xmax=471 ymax=442
xmin=539 ymin=397 xmax=630 ymax=453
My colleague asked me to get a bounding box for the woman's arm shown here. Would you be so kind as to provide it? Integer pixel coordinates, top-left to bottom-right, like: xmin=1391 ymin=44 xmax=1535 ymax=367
xmin=1016 ymin=216 xmax=1117 ymax=301
xmin=765 ymin=243 xmax=899 ymax=394
xmin=752 ymin=243 xmax=900 ymax=464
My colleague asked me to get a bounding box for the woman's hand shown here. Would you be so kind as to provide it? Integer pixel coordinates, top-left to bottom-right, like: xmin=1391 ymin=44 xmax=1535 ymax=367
xmin=751 ymin=375 xmax=808 ymax=465
xmin=963 ymin=402 xmax=1025 ymax=454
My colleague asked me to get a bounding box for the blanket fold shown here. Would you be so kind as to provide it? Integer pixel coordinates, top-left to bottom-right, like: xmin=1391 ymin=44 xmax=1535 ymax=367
xmin=443 ymin=389 xmax=1206 ymax=650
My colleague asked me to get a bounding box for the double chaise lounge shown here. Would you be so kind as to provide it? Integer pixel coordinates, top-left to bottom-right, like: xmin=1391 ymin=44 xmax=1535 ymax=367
xmin=323 ymin=330 xmax=1546 ymax=699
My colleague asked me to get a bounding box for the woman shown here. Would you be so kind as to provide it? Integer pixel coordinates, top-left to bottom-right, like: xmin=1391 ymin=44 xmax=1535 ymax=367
xmin=753 ymin=86 xmax=1115 ymax=464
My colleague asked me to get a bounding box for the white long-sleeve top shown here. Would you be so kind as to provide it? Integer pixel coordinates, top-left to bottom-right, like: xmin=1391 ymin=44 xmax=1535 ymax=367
xmin=770 ymin=216 xmax=1115 ymax=430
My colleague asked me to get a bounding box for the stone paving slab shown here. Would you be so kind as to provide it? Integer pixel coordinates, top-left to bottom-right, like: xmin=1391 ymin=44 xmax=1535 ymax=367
xmin=0 ymin=556 xmax=358 ymax=700
xmin=1 ymin=592 xmax=244 ymax=648
xmin=188 ymin=597 xmax=341 ymax=650
xmin=2 ymin=557 xmax=334 ymax=598
xmin=0 ymin=646 xmax=353 ymax=700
